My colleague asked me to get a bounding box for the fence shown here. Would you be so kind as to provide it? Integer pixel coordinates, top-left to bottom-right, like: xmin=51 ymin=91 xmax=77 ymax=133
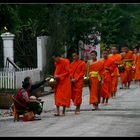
xmin=0 ymin=68 xmax=40 ymax=89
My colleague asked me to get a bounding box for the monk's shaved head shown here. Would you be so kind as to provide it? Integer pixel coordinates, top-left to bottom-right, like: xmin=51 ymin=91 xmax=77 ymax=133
xmin=112 ymin=47 xmax=117 ymax=50
xmin=52 ymin=52 xmax=61 ymax=62
xmin=124 ymin=46 xmax=129 ymax=53
xmin=90 ymin=50 xmax=97 ymax=61
xmin=72 ymin=52 xmax=79 ymax=61
xmin=102 ymin=50 xmax=108 ymax=59
xmin=111 ymin=47 xmax=118 ymax=54
xmin=121 ymin=47 xmax=126 ymax=53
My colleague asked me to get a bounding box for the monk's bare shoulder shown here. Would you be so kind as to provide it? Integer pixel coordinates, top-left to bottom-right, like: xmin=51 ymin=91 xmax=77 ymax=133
xmin=64 ymin=58 xmax=70 ymax=63
xmin=87 ymin=60 xmax=93 ymax=65
xmin=98 ymin=58 xmax=104 ymax=62
xmin=108 ymin=54 xmax=113 ymax=57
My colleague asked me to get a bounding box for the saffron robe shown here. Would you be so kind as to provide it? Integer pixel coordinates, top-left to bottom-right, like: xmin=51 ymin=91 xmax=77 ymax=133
xmin=109 ymin=54 xmax=121 ymax=93
xmin=100 ymin=57 xmax=114 ymax=99
xmin=133 ymin=53 xmax=137 ymax=80
xmin=70 ymin=59 xmax=86 ymax=106
xmin=54 ymin=58 xmax=71 ymax=107
xmin=88 ymin=60 xmax=104 ymax=104
xmin=134 ymin=53 xmax=140 ymax=80
xmin=124 ymin=50 xmax=134 ymax=82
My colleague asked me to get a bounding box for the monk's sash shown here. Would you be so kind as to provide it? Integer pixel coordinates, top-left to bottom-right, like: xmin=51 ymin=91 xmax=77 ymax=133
xmin=125 ymin=61 xmax=133 ymax=69
xmin=72 ymin=61 xmax=82 ymax=78
xmin=111 ymin=67 xmax=119 ymax=77
xmin=89 ymin=71 xmax=101 ymax=81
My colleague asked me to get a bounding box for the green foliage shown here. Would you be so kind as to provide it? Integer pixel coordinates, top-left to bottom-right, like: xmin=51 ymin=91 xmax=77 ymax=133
xmin=0 ymin=4 xmax=20 ymax=33
xmin=14 ymin=23 xmax=37 ymax=68
xmin=1 ymin=4 xmax=140 ymax=71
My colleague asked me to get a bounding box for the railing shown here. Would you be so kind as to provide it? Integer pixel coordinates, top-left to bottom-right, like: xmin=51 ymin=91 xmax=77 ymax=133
xmin=0 ymin=70 xmax=15 ymax=89
xmin=0 ymin=68 xmax=40 ymax=89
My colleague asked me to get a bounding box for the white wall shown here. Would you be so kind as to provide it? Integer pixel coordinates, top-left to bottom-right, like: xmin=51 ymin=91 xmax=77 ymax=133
xmin=37 ymin=36 xmax=48 ymax=71
xmin=1 ymin=32 xmax=15 ymax=69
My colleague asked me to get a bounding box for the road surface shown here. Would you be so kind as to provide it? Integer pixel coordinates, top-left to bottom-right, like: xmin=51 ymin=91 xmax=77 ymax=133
xmin=0 ymin=83 xmax=140 ymax=137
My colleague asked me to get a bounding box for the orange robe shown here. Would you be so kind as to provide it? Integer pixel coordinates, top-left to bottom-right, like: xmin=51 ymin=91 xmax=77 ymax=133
xmin=54 ymin=58 xmax=71 ymax=107
xmin=120 ymin=68 xmax=127 ymax=85
xmin=124 ymin=50 xmax=134 ymax=82
xmin=133 ymin=54 xmax=137 ymax=64
xmin=100 ymin=57 xmax=114 ymax=99
xmin=120 ymin=53 xmax=127 ymax=85
xmin=109 ymin=54 xmax=121 ymax=93
xmin=70 ymin=59 xmax=86 ymax=106
xmin=88 ymin=60 xmax=104 ymax=105
xmin=134 ymin=53 xmax=140 ymax=80
xmin=133 ymin=53 xmax=137 ymax=80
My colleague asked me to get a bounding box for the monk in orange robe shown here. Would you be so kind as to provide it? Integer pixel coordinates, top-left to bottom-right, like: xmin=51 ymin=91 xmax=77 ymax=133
xmin=132 ymin=48 xmax=137 ymax=82
xmin=122 ymin=46 xmax=134 ymax=89
xmin=52 ymin=53 xmax=71 ymax=116
xmin=105 ymin=46 xmax=111 ymax=55
xmin=109 ymin=47 xmax=122 ymax=98
xmin=87 ymin=50 xmax=104 ymax=110
xmin=134 ymin=49 xmax=140 ymax=85
xmin=119 ymin=48 xmax=127 ymax=89
xmin=100 ymin=50 xmax=115 ymax=105
xmin=70 ymin=52 xmax=86 ymax=114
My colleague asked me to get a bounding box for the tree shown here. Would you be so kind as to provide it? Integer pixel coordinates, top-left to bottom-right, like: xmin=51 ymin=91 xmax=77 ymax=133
xmin=1 ymin=4 xmax=140 ymax=71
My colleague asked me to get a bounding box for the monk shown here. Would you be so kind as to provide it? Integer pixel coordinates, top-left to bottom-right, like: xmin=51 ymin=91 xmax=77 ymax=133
xmin=105 ymin=46 xmax=111 ymax=55
xmin=133 ymin=48 xmax=137 ymax=64
xmin=119 ymin=47 xmax=127 ymax=89
xmin=109 ymin=47 xmax=122 ymax=98
xmin=70 ymin=52 xmax=86 ymax=114
xmin=100 ymin=50 xmax=115 ymax=105
xmin=87 ymin=50 xmax=104 ymax=110
xmin=132 ymin=48 xmax=138 ymax=82
xmin=122 ymin=46 xmax=134 ymax=89
xmin=134 ymin=48 xmax=140 ymax=85
xmin=52 ymin=52 xmax=71 ymax=116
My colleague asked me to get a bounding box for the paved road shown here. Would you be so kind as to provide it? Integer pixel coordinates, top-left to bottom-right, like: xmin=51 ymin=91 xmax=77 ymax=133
xmin=0 ymin=83 xmax=140 ymax=137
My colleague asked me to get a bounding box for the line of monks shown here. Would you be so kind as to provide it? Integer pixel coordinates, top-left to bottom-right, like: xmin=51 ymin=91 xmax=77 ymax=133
xmin=51 ymin=45 xmax=140 ymax=116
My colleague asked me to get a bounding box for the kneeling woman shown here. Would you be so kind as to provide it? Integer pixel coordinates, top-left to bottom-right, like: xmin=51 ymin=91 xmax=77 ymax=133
xmin=15 ymin=76 xmax=49 ymax=116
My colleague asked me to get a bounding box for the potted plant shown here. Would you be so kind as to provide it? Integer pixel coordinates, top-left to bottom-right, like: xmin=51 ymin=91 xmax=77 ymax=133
xmin=0 ymin=88 xmax=18 ymax=109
